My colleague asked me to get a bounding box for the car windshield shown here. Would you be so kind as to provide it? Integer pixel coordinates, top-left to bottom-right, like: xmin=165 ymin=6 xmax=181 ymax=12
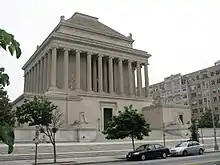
xmin=175 ymin=142 xmax=188 ymax=147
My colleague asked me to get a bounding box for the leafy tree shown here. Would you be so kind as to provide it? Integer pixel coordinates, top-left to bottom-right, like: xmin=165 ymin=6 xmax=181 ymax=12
xmin=198 ymin=109 xmax=220 ymax=128
xmin=188 ymin=117 xmax=199 ymax=142
xmin=103 ymin=105 xmax=151 ymax=151
xmin=0 ymin=88 xmax=15 ymax=126
xmin=0 ymin=28 xmax=21 ymax=154
xmin=15 ymin=96 xmax=63 ymax=163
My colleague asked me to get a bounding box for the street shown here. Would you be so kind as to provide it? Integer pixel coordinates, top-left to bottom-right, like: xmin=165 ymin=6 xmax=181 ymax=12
xmin=97 ymin=152 xmax=220 ymax=165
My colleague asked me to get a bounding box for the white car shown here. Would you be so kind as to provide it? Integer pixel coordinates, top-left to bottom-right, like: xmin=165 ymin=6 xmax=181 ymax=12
xmin=170 ymin=140 xmax=205 ymax=156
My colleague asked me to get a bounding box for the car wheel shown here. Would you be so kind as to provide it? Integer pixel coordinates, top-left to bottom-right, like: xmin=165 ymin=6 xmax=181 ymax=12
xmin=199 ymin=149 xmax=204 ymax=155
xmin=141 ymin=154 xmax=146 ymax=161
xmin=183 ymin=150 xmax=187 ymax=156
xmin=161 ymin=152 xmax=167 ymax=159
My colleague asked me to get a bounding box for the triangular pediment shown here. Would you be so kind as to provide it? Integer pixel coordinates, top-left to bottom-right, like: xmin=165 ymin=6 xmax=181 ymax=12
xmin=65 ymin=12 xmax=130 ymax=40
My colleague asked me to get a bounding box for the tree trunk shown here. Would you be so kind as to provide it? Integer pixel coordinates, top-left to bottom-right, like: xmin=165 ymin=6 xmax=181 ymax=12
xmin=131 ymin=135 xmax=135 ymax=151
xmin=53 ymin=142 xmax=56 ymax=163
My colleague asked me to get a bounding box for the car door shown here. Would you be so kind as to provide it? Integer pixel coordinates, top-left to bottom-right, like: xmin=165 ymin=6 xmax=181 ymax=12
xmin=191 ymin=141 xmax=200 ymax=154
xmin=145 ymin=144 xmax=157 ymax=158
xmin=186 ymin=142 xmax=194 ymax=154
xmin=154 ymin=144 xmax=164 ymax=157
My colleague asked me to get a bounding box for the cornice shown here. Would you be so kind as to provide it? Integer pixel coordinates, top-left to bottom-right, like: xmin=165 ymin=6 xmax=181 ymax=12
xmin=52 ymin=32 xmax=151 ymax=59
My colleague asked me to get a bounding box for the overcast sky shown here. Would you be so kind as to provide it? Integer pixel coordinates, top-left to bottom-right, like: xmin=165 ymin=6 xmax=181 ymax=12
xmin=1 ymin=0 xmax=220 ymax=101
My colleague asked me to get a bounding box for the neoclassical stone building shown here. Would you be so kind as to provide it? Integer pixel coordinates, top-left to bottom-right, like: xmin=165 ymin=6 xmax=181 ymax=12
xmin=13 ymin=12 xmax=152 ymax=132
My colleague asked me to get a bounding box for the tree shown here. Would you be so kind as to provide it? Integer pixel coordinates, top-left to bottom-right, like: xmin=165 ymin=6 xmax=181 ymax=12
xmin=0 ymin=28 xmax=21 ymax=154
xmin=16 ymin=96 xmax=63 ymax=163
xmin=0 ymin=88 xmax=15 ymax=126
xmin=103 ymin=105 xmax=151 ymax=151
xmin=198 ymin=109 xmax=220 ymax=128
xmin=188 ymin=117 xmax=199 ymax=142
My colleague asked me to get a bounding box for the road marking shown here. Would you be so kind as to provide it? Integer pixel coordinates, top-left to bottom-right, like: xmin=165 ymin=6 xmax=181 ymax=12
xmin=182 ymin=159 xmax=220 ymax=165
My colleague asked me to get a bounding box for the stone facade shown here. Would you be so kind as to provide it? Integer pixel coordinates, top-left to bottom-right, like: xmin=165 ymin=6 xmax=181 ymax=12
xmin=13 ymin=12 xmax=152 ymax=136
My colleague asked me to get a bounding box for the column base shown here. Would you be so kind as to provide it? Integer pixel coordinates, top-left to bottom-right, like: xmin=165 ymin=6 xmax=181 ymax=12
xmin=48 ymin=86 xmax=59 ymax=92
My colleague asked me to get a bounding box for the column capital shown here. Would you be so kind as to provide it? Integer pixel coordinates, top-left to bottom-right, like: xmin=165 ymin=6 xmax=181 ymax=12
xmin=75 ymin=50 xmax=82 ymax=54
xmin=98 ymin=54 xmax=103 ymax=58
xmin=87 ymin=52 xmax=93 ymax=56
xmin=128 ymin=59 xmax=134 ymax=63
xmin=118 ymin=57 xmax=124 ymax=61
xmin=64 ymin=47 xmax=70 ymax=51
xmin=108 ymin=56 xmax=114 ymax=59
xmin=144 ymin=61 xmax=149 ymax=65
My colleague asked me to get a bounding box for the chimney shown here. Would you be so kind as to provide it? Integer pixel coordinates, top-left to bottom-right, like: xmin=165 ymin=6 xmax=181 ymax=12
xmin=128 ymin=33 xmax=132 ymax=39
xmin=60 ymin=15 xmax=65 ymax=21
xmin=36 ymin=45 xmax=39 ymax=49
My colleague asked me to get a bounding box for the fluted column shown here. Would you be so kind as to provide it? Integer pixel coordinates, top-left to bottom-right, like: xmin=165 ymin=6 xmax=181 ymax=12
xmin=93 ymin=57 xmax=97 ymax=92
xmin=39 ymin=58 xmax=43 ymax=93
xmin=24 ymin=73 xmax=27 ymax=92
xmin=128 ymin=60 xmax=133 ymax=95
xmin=144 ymin=62 xmax=149 ymax=97
xmin=87 ymin=52 xmax=92 ymax=91
xmin=36 ymin=62 xmax=40 ymax=93
xmin=137 ymin=61 xmax=142 ymax=96
xmin=33 ymin=65 xmax=37 ymax=93
xmin=119 ymin=58 xmax=124 ymax=94
xmin=30 ymin=68 xmax=33 ymax=93
xmin=50 ymin=47 xmax=57 ymax=90
xmin=76 ymin=50 xmax=81 ymax=91
xmin=47 ymin=52 xmax=51 ymax=90
xmin=43 ymin=56 xmax=47 ymax=92
xmin=98 ymin=54 xmax=103 ymax=93
xmin=64 ymin=48 xmax=69 ymax=90
xmin=108 ymin=56 xmax=114 ymax=94
xmin=27 ymin=71 xmax=31 ymax=92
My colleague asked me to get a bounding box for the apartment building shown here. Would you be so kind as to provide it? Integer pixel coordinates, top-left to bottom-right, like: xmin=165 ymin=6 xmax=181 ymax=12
xmin=150 ymin=61 xmax=220 ymax=116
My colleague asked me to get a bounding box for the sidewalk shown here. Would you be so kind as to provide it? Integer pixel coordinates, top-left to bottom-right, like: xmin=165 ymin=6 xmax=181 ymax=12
xmin=0 ymin=148 xmax=219 ymax=165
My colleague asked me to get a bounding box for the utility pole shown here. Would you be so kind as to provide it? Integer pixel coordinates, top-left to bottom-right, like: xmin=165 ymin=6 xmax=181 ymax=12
xmin=162 ymin=122 xmax=166 ymax=147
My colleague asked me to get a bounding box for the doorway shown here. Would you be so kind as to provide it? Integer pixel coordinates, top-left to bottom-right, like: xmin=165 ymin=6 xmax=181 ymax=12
xmin=103 ymin=108 xmax=113 ymax=130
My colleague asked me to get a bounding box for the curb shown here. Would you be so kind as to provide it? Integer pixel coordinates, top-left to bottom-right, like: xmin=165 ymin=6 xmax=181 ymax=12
xmin=74 ymin=159 xmax=126 ymax=165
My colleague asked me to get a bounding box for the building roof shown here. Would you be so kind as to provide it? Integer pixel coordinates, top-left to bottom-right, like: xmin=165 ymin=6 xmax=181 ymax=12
xmin=66 ymin=12 xmax=131 ymax=41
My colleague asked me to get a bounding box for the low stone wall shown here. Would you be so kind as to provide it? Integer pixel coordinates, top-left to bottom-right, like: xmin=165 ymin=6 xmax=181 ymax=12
xmin=14 ymin=127 xmax=97 ymax=143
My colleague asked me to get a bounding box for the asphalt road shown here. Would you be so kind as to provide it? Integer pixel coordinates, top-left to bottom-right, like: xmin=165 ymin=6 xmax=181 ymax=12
xmin=98 ymin=152 xmax=220 ymax=165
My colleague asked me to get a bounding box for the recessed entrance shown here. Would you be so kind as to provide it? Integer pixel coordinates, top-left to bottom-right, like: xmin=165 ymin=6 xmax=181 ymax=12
xmin=103 ymin=108 xmax=113 ymax=130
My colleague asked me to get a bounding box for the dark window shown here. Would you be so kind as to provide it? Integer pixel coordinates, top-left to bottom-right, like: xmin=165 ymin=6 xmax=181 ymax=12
xmin=179 ymin=115 xmax=184 ymax=124
xmin=191 ymin=93 xmax=197 ymax=97
xmin=214 ymin=97 xmax=217 ymax=102
xmin=204 ymin=98 xmax=207 ymax=102
xmin=199 ymin=100 xmax=203 ymax=104
xmin=192 ymin=109 xmax=198 ymax=113
xmin=196 ymin=76 xmax=200 ymax=80
xmin=216 ymin=70 xmax=220 ymax=75
xmin=215 ymin=107 xmax=218 ymax=111
xmin=219 ymin=96 xmax=220 ymax=101
xmin=212 ymin=80 xmax=215 ymax=85
xmin=199 ymin=108 xmax=203 ymax=113
xmin=211 ymin=72 xmax=214 ymax=76
xmin=217 ymin=79 xmax=220 ymax=83
xmin=197 ymin=84 xmax=201 ymax=88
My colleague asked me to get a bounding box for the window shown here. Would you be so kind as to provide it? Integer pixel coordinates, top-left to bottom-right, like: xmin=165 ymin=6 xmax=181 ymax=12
xmin=196 ymin=75 xmax=200 ymax=80
xmin=217 ymin=79 xmax=220 ymax=84
xmin=155 ymin=144 xmax=163 ymax=149
xmin=202 ymin=81 xmax=205 ymax=86
xmin=211 ymin=72 xmax=214 ymax=76
xmin=204 ymin=98 xmax=207 ymax=103
xmin=199 ymin=100 xmax=203 ymax=104
xmin=199 ymin=108 xmax=203 ymax=113
xmin=192 ymin=101 xmax=197 ymax=106
xmin=181 ymin=79 xmax=186 ymax=85
xmin=179 ymin=115 xmax=184 ymax=124
xmin=215 ymin=107 xmax=218 ymax=111
xmin=197 ymin=84 xmax=201 ymax=88
xmin=183 ymin=88 xmax=187 ymax=91
xmin=214 ymin=97 xmax=217 ymax=102
xmin=192 ymin=109 xmax=198 ymax=113
xmin=183 ymin=95 xmax=187 ymax=99
xmin=191 ymin=93 xmax=197 ymax=97
xmin=184 ymin=102 xmax=188 ymax=105
xmin=213 ymin=89 xmax=217 ymax=93
xmin=212 ymin=80 xmax=215 ymax=85
xmin=216 ymin=70 xmax=220 ymax=75
xmin=219 ymin=96 xmax=220 ymax=101
xmin=192 ymin=142 xmax=200 ymax=146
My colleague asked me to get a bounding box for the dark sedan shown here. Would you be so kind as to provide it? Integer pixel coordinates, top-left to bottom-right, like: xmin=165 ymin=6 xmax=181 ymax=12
xmin=126 ymin=144 xmax=170 ymax=161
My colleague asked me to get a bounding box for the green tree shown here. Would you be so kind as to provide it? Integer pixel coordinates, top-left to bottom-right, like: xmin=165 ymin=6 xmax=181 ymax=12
xmin=103 ymin=105 xmax=151 ymax=151
xmin=0 ymin=28 xmax=21 ymax=154
xmin=15 ymin=96 xmax=63 ymax=163
xmin=198 ymin=109 xmax=220 ymax=128
xmin=188 ymin=117 xmax=200 ymax=142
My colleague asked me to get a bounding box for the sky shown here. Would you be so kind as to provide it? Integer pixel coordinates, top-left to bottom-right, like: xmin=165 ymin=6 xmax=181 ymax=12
xmin=1 ymin=0 xmax=220 ymax=101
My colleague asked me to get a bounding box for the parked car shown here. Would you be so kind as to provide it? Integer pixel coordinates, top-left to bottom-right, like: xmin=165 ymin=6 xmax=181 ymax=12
xmin=170 ymin=140 xmax=205 ymax=156
xmin=126 ymin=144 xmax=170 ymax=161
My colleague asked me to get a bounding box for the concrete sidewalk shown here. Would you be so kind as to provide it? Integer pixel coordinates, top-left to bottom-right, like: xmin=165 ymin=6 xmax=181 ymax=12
xmin=0 ymin=148 xmax=219 ymax=165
